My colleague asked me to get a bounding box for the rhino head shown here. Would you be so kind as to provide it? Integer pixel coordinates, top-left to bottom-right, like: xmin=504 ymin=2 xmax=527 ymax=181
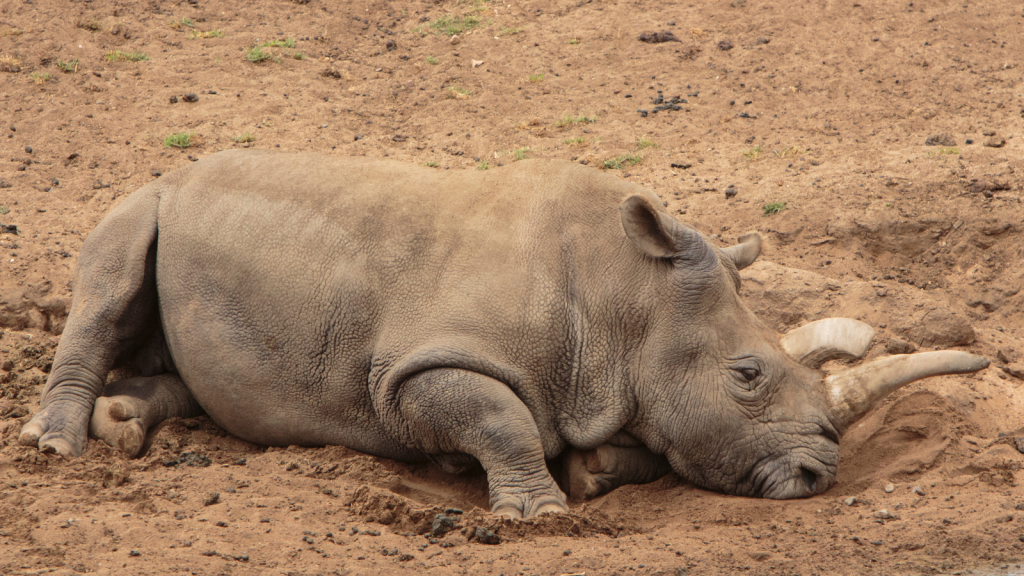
xmin=617 ymin=194 xmax=987 ymax=499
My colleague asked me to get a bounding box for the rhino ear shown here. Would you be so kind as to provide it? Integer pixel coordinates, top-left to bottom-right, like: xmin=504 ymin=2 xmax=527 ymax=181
xmin=620 ymin=194 xmax=716 ymax=266
xmin=720 ymin=232 xmax=762 ymax=270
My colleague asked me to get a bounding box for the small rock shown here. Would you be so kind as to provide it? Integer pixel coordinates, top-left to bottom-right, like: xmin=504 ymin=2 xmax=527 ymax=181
xmin=911 ymin=486 xmax=926 ymax=496
xmin=884 ymin=483 xmax=895 ymax=493
xmin=1003 ymin=363 xmax=1024 ymax=380
xmin=670 ymin=162 xmax=692 ymax=169
xmin=445 ymin=508 xmax=463 ymax=515
xmin=151 ymin=170 xmax=162 ymax=177
xmin=844 ymin=496 xmax=857 ymax=506
xmin=1 ymin=224 xmax=18 ymax=235
xmin=471 ymin=59 xmax=484 ymax=68
xmin=924 ymin=134 xmax=957 ymax=146
xmin=724 ymin=187 xmax=738 ymax=199
xmin=637 ymin=31 xmax=681 ymax=43
xmin=431 ymin=514 xmax=455 ymax=537
xmin=871 ymin=540 xmax=883 ymax=546
xmin=874 ymin=509 xmax=895 ymax=520
xmin=203 ymin=492 xmax=220 ymax=506
xmin=473 ymin=526 xmax=500 ymax=545
xmin=385 ymin=39 xmax=397 ymax=51
xmin=215 ymin=521 xmax=228 ymax=527
xmin=129 ymin=550 xmax=141 ymax=557
xmin=450 ymin=35 xmax=460 ymax=45
xmin=965 ymin=138 xmax=974 ymax=144
xmin=984 ymin=136 xmax=1006 ymax=148
xmin=24 ymin=146 xmax=32 ymax=153
xmin=169 ymin=95 xmax=178 ymax=104
xmin=182 ymin=93 xmax=199 ymax=103
xmin=755 ymin=37 xmax=770 ymax=45
xmin=717 ymin=40 xmax=734 ymax=51
xmin=885 ymin=338 xmax=916 ymax=354
xmin=982 ymin=129 xmax=997 ymax=136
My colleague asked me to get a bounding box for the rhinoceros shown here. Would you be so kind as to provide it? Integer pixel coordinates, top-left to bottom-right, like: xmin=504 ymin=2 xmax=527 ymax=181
xmin=20 ymin=150 xmax=987 ymax=517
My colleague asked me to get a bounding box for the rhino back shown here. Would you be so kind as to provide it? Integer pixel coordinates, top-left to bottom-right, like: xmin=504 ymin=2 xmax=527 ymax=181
xmin=152 ymin=151 xmax=648 ymax=455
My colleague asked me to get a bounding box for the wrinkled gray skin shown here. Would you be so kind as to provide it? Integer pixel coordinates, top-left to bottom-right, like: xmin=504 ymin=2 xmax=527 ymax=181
xmin=22 ymin=150 xmax=841 ymax=517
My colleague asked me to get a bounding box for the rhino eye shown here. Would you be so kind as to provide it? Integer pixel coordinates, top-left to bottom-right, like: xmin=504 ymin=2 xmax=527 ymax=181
xmin=738 ymin=367 xmax=760 ymax=382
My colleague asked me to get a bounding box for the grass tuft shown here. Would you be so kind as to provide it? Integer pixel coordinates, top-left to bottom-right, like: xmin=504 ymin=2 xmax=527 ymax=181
xmin=637 ymin=137 xmax=658 ymax=149
xmin=104 ymin=50 xmax=148 ymax=62
xmin=445 ymin=86 xmax=471 ymax=99
xmin=563 ymin=136 xmax=587 ymax=146
xmin=187 ymin=29 xmax=225 ymax=39
xmin=476 ymin=161 xmax=490 ymax=170
xmin=0 ymin=206 xmax=9 ymax=215
xmin=554 ymin=115 xmax=597 ymax=128
xmin=56 ymin=59 xmax=79 ymax=73
xmin=423 ymin=161 xmax=439 ymax=168
xmin=529 ymin=73 xmax=544 ymax=83
xmin=498 ymin=26 xmax=523 ymax=37
xmin=512 ymin=147 xmax=531 ymax=161
xmin=426 ymin=56 xmax=439 ymax=65
xmin=163 ymin=132 xmax=194 ymax=148
xmin=762 ymin=201 xmax=787 ymax=216
xmin=260 ymin=38 xmax=296 ymax=48
xmin=603 ymin=153 xmax=644 ymax=170
xmin=429 ymin=15 xmax=482 ymax=36
xmin=245 ymin=46 xmax=275 ymax=63
xmin=743 ymin=145 xmax=762 ymax=160
xmin=232 ymin=133 xmax=256 ymax=143
xmin=30 ymin=72 xmax=52 ymax=84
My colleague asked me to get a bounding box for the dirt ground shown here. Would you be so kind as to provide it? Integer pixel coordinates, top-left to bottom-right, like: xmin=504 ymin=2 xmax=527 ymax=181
xmin=1 ymin=0 xmax=1023 ymax=574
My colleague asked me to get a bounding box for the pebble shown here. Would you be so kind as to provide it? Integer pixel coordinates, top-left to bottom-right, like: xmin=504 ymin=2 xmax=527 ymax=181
xmin=984 ymin=136 xmax=1006 ymax=148
xmin=924 ymin=134 xmax=956 ymax=146
xmin=450 ymin=35 xmax=460 ymax=45
xmin=844 ymin=497 xmax=857 ymax=506
xmin=717 ymin=40 xmax=734 ymax=51
xmin=182 ymin=93 xmax=199 ymax=103
xmin=24 ymin=146 xmax=32 ymax=153
xmin=169 ymin=95 xmax=178 ymax=104
xmin=755 ymin=37 xmax=770 ymax=45
xmin=385 ymin=39 xmax=397 ymax=51
xmin=912 ymin=486 xmax=926 ymax=496
xmin=724 ymin=187 xmax=737 ymax=199
xmin=884 ymin=483 xmax=895 ymax=493
xmin=203 ymin=492 xmax=220 ymax=506
xmin=473 ymin=526 xmax=500 ymax=545
xmin=874 ymin=509 xmax=895 ymax=519
xmin=431 ymin=514 xmax=455 ymax=537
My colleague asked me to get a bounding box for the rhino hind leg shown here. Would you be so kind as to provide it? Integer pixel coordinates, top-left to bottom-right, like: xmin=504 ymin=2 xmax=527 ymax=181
xmin=562 ymin=444 xmax=672 ymax=501
xmin=90 ymin=374 xmax=203 ymax=457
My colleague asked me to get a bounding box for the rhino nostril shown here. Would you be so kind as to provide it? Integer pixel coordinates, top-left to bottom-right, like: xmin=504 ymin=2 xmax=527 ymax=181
xmin=800 ymin=466 xmax=818 ymax=493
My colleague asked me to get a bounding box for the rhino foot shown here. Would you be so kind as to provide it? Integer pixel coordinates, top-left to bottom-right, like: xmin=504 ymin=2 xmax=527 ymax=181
xmin=89 ymin=375 xmax=203 ymax=458
xmin=19 ymin=400 xmax=92 ymax=457
xmin=492 ymin=493 xmax=568 ymax=519
xmin=563 ymin=444 xmax=673 ymax=501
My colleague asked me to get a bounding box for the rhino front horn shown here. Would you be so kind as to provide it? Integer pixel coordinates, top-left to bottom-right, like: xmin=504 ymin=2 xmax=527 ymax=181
xmin=824 ymin=351 xmax=989 ymax=431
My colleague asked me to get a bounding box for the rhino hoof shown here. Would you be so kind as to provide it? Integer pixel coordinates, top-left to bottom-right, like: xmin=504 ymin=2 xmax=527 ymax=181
xmin=89 ymin=397 xmax=147 ymax=458
xmin=564 ymin=448 xmax=615 ymax=501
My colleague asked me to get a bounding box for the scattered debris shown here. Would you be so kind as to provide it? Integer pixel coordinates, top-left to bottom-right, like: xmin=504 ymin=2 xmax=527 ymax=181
xmin=638 ymin=31 xmax=681 ymax=43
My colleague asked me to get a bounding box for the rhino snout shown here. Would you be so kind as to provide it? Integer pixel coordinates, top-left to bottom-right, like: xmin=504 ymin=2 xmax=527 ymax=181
xmin=754 ymin=451 xmax=836 ymax=500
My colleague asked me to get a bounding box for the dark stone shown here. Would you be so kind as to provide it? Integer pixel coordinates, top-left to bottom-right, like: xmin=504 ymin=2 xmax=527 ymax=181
xmin=431 ymin=514 xmax=455 ymax=537
xmin=151 ymin=170 xmax=162 ymax=177
xmin=0 ymin=224 xmax=17 ymax=235
xmin=169 ymin=95 xmax=178 ymax=104
xmin=885 ymin=338 xmax=917 ymax=354
xmin=473 ymin=527 xmax=500 ymax=545
xmin=924 ymin=134 xmax=956 ymax=146
xmin=182 ymin=93 xmax=199 ymax=103
xmin=724 ymin=187 xmax=738 ymax=199
xmin=670 ymin=162 xmax=692 ymax=169
xmin=24 ymin=146 xmax=32 ymax=153
xmin=637 ymin=31 xmax=680 ymax=43
xmin=984 ymin=136 xmax=1006 ymax=148
xmin=385 ymin=39 xmax=397 ymax=51
xmin=718 ymin=40 xmax=734 ymax=50
xmin=755 ymin=37 xmax=770 ymax=45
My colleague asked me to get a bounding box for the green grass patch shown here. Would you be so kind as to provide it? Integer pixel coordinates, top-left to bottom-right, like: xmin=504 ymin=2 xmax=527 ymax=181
xmin=0 ymin=206 xmax=9 ymax=215
xmin=939 ymin=146 xmax=959 ymax=155
xmin=498 ymin=26 xmax=523 ymax=36
xmin=773 ymin=146 xmax=805 ymax=158
xmin=30 ymin=72 xmax=52 ymax=84
xmin=429 ymin=14 xmax=482 ymax=36
xmin=554 ymin=115 xmax=597 ymax=128
xmin=426 ymin=56 xmax=439 ymax=65
xmin=512 ymin=146 xmax=531 ymax=161
xmin=476 ymin=161 xmax=490 ymax=170
xmin=743 ymin=145 xmax=762 ymax=160
xmin=163 ymin=132 xmax=194 ymax=149
xmin=445 ymin=86 xmax=471 ymax=99
xmin=260 ymin=38 xmax=296 ymax=48
xmin=169 ymin=17 xmax=195 ymax=29
xmin=187 ymin=29 xmax=225 ymax=39
xmin=603 ymin=153 xmax=644 ymax=170
xmin=529 ymin=73 xmax=544 ymax=83
xmin=104 ymin=50 xmax=148 ymax=62
xmin=567 ymin=37 xmax=580 ymax=45
xmin=232 ymin=133 xmax=256 ymax=143
xmin=762 ymin=201 xmax=787 ymax=216
xmin=423 ymin=161 xmax=439 ymax=168
xmin=56 ymin=59 xmax=79 ymax=73
xmin=563 ymin=136 xmax=587 ymax=146
xmin=245 ymin=46 xmax=275 ymax=63
xmin=637 ymin=137 xmax=658 ymax=149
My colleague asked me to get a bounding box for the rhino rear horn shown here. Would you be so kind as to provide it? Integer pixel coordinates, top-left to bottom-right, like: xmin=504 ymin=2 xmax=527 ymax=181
xmin=780 ymin=318 xmax=875 ymax=368
xmin=824 ymin=351 xmax=989 ymax=431
xmin=620 ymin=194 xmax=716 ymax=266
xmin=720 ymin=232 xmax=762 ymax=270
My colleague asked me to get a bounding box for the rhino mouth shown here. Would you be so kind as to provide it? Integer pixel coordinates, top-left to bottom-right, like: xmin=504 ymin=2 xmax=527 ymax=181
xmin=748 ymin=448 xmax=837 ymax=500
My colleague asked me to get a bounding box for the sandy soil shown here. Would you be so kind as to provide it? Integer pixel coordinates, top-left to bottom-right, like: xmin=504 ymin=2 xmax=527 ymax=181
xmin=1 ymin=0 xmax=1024 ymax=574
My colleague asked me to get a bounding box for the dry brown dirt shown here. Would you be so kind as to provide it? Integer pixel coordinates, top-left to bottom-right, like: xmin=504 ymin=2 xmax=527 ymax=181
xmin=2 ymin=0 xmax=1024 ymax=574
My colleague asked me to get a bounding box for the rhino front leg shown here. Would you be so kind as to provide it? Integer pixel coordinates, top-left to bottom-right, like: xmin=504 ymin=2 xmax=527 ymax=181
xmin=90 ymin=374 xmax=203 ymax=457
xmin=562 ymin=444 xmax=672 ymax=501
xmin=394 ymin=369 xmax=568 ymax=518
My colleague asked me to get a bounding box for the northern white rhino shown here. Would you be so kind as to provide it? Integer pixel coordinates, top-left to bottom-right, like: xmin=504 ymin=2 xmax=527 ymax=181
xmin=20 ymin=150 xmax=988 ymax=517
